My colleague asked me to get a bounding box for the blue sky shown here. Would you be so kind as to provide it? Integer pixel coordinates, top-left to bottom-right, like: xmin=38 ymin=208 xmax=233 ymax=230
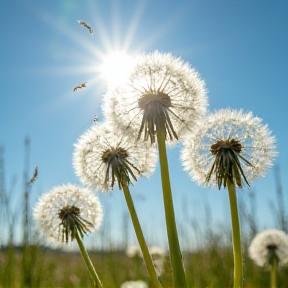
xmin=0 ymin=0 xmax=288 ymax=248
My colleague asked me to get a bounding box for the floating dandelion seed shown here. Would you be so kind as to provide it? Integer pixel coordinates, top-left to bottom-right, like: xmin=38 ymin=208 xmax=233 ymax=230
xmin=73 ymin=122 xmax=157 ymax=192
xmin=181 ymin=108 xmax=278 ymax=189
xmin=34 ymin=184 xmax=103 ymax=245
xmin=249 ymin=229 xmax=288 ymax=267
xmin=77 ymin=20 xmax=93 ymax=34
xmin=103 ymin=51 xmax=207 ymax=144
xmin=93 ymin=115 xmax=98 ymax=122
xmin=28 ymin=165 xmax=38 ymax=185
xmin=73 ymin=82 xmax=87 ymax=92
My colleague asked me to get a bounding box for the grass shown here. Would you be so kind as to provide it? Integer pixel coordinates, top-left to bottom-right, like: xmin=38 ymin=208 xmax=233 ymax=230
xmin=1 ymin=232 xmax=288 ymax=288
xmin=1 ymin=143 xmax=288 ymax=288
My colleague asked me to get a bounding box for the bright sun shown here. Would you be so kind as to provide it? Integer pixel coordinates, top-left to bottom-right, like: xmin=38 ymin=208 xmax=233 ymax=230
xmin=99 ymin=51 xmax=135 ymax=86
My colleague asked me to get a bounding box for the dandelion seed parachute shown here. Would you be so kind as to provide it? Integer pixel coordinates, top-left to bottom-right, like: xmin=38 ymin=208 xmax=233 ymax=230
xmin=181 ymin=108 xmax=278 ymax=188
xmin=103 ymin=51 xmax=208 ymax=144
xmin=34 ymin=184 xmax=103 ymax=246
xmin=73 ymin=82 xmax=87 ymax=92
xmin=28 ymin=165 xmax=38 ymax=185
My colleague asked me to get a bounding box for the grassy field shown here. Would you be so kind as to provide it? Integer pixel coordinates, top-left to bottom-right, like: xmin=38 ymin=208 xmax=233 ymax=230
xmin=1 ymin=145 xmax=288 ymax=288
xmin=1 ymin=234 xmax=288 ymax=288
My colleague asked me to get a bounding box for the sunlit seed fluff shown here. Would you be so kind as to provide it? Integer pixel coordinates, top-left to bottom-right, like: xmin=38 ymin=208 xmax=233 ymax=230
xmin=103 ymin=51 xmax=208 ymax=144
xmin=180 ymin=108 xmax=278 ymax=188
xmin=34 ymin=184 xmax=103 ymax=246
xmin=73 ymin=122 xmax=157 ymax=193
xmin=249 ymin=229 xmax=288 ymax=267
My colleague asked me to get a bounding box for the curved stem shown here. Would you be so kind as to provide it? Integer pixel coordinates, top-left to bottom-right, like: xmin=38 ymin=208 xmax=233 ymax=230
xmin=227 ymin=179 xmax=243 ymax=288
xmin=270 ymin=257 xmax=277 ymax=288
xmin=76 ymin=230 xmax=103 ymax=288
xmin=122 ymin=183 xmax=162 ymax=288
xmin=157 ymin=129 xmax=187 ymax=288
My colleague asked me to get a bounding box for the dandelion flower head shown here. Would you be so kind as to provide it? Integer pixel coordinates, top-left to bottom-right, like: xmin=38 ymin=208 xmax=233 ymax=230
xmin=73 ymin=122 xmax=157 ymax=192
xmin=34 ymin=184 xmax=103 ymax=246
xmin=181 ymin=109 xmax=277 ymax=189
xmin=103 ymin=51 xmax=207 ymax=144
xmin=249 ymin=229 xmax=288 ymax=267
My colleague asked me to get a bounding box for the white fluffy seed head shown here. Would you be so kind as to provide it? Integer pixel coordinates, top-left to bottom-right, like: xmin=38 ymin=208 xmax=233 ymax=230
xmin=249 ymin=229 xmax=288 ymax=267
xmin=33 ymin=184 xmax=103 ymax=246
xmin=180 ymin=108 xmax=278 ymax=188
xmin=126 ymin=245 xmax=167 ymax=259
xmin=102 ymin=51 xmax=208 ymax=145
xmin=126 ymin=245 xmax=143 ymax=258
xmin=125 ymin=245 xmax=167 ymax=276
xmin=73 ymin=122 xmax=158 ymax=192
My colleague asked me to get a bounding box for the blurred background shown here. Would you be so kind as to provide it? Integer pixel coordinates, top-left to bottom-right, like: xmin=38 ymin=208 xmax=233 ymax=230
xmin=0 ymin=0 xmax=287 ymax=287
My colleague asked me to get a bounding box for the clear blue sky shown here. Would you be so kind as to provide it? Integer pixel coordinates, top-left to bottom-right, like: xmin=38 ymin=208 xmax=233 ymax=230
xmin=1 ymin=0 xmax=288 ymax=248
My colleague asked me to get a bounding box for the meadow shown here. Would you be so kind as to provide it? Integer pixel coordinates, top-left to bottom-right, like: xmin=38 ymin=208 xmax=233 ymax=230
xmin=0 ymin=143 xmax=287 ymax=288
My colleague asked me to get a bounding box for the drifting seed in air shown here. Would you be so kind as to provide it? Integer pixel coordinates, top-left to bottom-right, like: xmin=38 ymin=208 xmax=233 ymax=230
xmin=73 ymin=82 xmax=87 ymax=92
xmin=77 ymin=20 xmax=93 ymax=34
xmin=28 ymin=166 xmax=38 ymax=185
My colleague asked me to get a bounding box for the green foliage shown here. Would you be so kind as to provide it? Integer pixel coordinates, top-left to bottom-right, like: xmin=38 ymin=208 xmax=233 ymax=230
xmin=1 ymin=236 xmax=288 ymax=288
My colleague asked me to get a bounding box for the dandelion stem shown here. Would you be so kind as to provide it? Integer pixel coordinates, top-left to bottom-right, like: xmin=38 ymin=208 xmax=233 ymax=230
xmin=122 ymin=183 xmax=162 ymax=288
xmin=270 ymin=257 xmax=277 ymax=288
xmin=227 ymin=179 xmax=243 ymax=288
xmin=76 ymin=230 xmax=103 ymax=288
xmin=157 ymin=128 xmax=187 ymax=288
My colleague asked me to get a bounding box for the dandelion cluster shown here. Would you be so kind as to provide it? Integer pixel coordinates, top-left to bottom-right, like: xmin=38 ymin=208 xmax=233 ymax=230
xmin=32 ymin=46 xmax=280 ymax=288
xmin=103 ymin=51 xmax=207 ymax=144
xmin=34 ymin=184 xmax=103 ymax=245
xmin=181 ymin=108 xmax=278 ymax=189
xmin=73 ymin=122 xmax=157 ymax=192
xmin=249 ymin=229 xmax=288 ymax=267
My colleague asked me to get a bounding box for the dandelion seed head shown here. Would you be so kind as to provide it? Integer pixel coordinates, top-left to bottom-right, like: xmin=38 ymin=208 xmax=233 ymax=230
xmin=126 ymin=245 xmax=142 ymax=258
xmin=103 ymin=51 xmax=207 ymax=144
xmin=249 ymin=229 xmax=288 ymax=267
xmin=125 ymin=245 xmax=167 ymax=276
xmin=73 ymin=122 xmax=157 ymax=192
xmin=149 ymin=246 xmax=167 ymax=258
xmin=126 ymin=245 xmax=167 ymax=258
xmin=181 ymin=108 xmax=278 ymax=188
xmin=34 ymin=184 xmax=103 ymax=246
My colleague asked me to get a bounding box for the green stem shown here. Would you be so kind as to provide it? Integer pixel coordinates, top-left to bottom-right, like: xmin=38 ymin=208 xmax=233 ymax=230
xmin=122 ymin=183 xmax=162 ymax=288
xmin=76 ymin=230 xmax=103 ymax=288
xmin=270 ymin=257 xmax=277 ymax=288
xmin=227 ymin=179 xmax=243 ymax=288
xmin=157 ymin=129 xmax=187 ymax=288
